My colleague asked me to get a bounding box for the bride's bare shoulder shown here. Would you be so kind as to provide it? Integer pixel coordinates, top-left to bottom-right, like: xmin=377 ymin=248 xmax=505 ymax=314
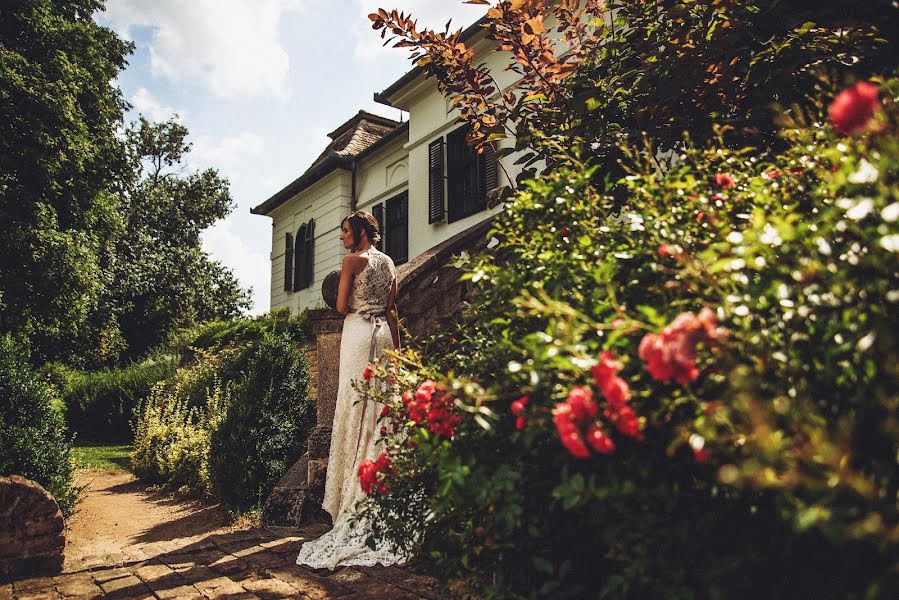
xmin=342 ymin=252 xmax=368 ymax=275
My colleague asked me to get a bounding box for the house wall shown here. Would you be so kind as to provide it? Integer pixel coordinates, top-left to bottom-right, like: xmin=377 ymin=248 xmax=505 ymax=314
xmin=269 ymin=170 xmax=353 ymax=315
xmin=398 ymin=35 xmax=530 ymax=258
xmin=355 ymin=135 xmax=409 ymax=215
xmin=266 ymin=30 xmax=542 ymax=314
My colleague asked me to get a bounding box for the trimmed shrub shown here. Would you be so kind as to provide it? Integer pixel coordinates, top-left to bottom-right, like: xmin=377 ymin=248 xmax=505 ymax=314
xmin=61 ymin=357 xmax=177 ymax=442
xmin=0 ymin=335 xmax=78 ymax=516
xmin=208 ymin=329 xmax=314 ymax=512
xmin=131 ymin=312 xmax=314 ymax=512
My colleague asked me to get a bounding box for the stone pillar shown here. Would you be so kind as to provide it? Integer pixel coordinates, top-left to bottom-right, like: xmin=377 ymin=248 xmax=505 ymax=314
xmin=0 ymin=476 xmax=65 ymax=583
xmin=306 ymin=308 xmax=344 ymax=510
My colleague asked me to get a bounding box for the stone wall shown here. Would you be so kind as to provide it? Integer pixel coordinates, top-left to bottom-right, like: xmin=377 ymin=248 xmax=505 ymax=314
xmin=0 ymin=476 xmax=64 ymax=583
xmin=395 ymin=217 xmax=494 ymax=339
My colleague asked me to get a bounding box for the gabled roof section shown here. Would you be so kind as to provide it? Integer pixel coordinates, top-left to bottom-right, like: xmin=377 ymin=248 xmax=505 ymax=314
xmin=251 ymin=111 xmax=401 ymax=216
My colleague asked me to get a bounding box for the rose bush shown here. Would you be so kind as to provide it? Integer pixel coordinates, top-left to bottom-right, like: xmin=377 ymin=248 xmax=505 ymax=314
xmin=353 ymin=78 xmax=899 ymax=598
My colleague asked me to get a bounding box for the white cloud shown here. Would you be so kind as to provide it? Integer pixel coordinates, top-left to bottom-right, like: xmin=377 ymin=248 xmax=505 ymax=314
xmin=102 ymin=0 xmax=307 ymax=99
xmin=201 ymin=218 xmax=270 ymax=315
xmin=353 ymin=1 xmax=485 ymax=63
xmin=130 ymin=87 xmax=184 ymax=122
xmin=191 ymin=132 xmax=266 ymax=168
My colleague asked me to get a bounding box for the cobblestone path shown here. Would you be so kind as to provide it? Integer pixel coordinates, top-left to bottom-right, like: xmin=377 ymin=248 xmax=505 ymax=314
xmin=3 ymin=525 xmax=445 ymax=599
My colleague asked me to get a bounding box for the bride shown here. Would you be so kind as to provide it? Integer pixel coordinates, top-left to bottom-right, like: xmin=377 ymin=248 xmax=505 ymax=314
xmin=296 ymin=210 xmax=405 ymax=569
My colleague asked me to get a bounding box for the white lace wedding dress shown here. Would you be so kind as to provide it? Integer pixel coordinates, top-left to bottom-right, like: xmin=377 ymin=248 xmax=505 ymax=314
xmin=296 ymin=248 xmax=406 ymax=569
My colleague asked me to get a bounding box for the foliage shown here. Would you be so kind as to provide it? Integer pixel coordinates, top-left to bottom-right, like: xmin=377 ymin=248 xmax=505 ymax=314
xmin=130 ymin=370 xmax=227 ymax=497
xmin=1 ymin=3 xmax=250 ymax=368
xmin=157 ymin=307 xmax=309 ymax=360
xmin=360 ymin=90 xmax=899 ymax=596
xmin=360 ymin=0 xmax=899 ymax=593
xmin=372 ymin=0 xmax=896 ymax=184
xmin=364 ymin=92 xmax=899 ymax=597
xmin=0 ymin=335 xmax=78 ymax=517
xmin=130 ymin=313 xmax=314 ymax=512
xmin=60 ymin=357 xmax=177 ymax=443
xmin=100 ymin=117 xmax=252 ymax=364
xmin=208 ymin=329 xmax=315 ymax=512
xmin=0 ymin=0 xmax=132 ymax=365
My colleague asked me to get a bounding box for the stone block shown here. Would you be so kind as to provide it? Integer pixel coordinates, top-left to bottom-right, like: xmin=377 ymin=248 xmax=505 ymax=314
xmin=55 ymin=575 xmax=103 ymax=598
xmin=436 ymin=284 xmax=464 ymax=319
xmin=309 ymin=309 xmax=345 ymax=335
xmin=261 ymin=485 xmax=306 ymax=528
xmin=151 ymin=583 xmax=203 ymax=599
xmin=241 ymin=575 xmax=299 ymax=598
xmin=306 ymin=459 xmax=328 ymax=505
xmin=265 ymin=566 xmax=351 ymax=600
xmin=0 ymin=476 xmax=65 ymax=583
xmin=307 ymin=428 xmax=332 ymax=459
xmin=316 ymin=332 xmax=342 ymax=425
xmin=98 ymin=574 xmax=148 ymax=597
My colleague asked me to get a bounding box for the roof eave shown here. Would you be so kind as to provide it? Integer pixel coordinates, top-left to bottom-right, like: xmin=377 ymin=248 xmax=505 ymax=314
xmin=250 ymin=157 xmax=352 ymax=216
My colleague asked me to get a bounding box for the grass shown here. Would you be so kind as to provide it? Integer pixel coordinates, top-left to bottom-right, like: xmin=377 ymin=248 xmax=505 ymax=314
xmin=72 ymin=443 xmax=133 ymax=470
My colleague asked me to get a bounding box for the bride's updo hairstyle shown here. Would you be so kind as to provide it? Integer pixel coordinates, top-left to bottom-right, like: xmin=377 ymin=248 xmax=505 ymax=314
xmin=343 ymin=211 xmax=381 ymax=252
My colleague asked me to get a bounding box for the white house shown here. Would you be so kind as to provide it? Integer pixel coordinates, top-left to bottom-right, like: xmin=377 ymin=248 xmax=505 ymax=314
xmin=251 ymin=17 xmax=527 ymax=314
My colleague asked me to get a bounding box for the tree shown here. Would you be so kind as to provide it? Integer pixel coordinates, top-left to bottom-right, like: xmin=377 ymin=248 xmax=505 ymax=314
xmin=104 ymin=118 xmax=250 ymax=362
xmin=0 ymin=0 xmax=132 ymax=364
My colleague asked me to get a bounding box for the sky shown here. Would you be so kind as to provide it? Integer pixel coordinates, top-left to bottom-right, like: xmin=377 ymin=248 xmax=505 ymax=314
xmin=97 ymin=0 xmax=486 ymax=315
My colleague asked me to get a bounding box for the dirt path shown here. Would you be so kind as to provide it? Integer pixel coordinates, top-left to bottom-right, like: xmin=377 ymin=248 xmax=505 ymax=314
xmin=64 ymin=469 xmax=245 ymax=572
xmin=5 ymin=468 xmax=447 ymax=599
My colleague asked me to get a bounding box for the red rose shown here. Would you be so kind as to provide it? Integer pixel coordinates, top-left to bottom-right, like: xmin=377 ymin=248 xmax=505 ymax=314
xmin=605 ymin=404 xmax=643 ymax=440
xmin=658 ymin=244 xmax=671 ymax=257
xmin=510 ymin=395 xmax=529 ymax=416
xmin=586 ymin=423 xmax=615 ymax=455
xmin=829 ymin=81 xmax=880 ymax=135
xmin=416 ymin=380 xmax=437 ymax=402
xmin=553 ymin=402 xmax=590 ymax=458
xmin=380 ymin=405 xmax=390 ymax=418
xmin=561 ymin=226 xmax=570 ymax=237
xmin=375 ymin=452 xmax=390 ymax=471
xmin=402 ymin=389 xmax=413 ymax=405
xmin=693 ymin=447 xmax=709 ymax=463
xmin=600 ymin=376 xmax=630 ymax=410
xmin=362 ymin=363 xmax=374 ymax=381
xmin=559 ymin=428 xmax=591 ymax=458
xmin=591 ymin=351 xmax=622 ymax=388
xmin=515 ymin=415 xmax=527 ymax=430
xmin=380 ymin=425 xmax=388 ymax=437
xmin=565 ymin=386 xmax=598 ymax=421
xmin=638 ymin=308 xmax=728 ymax=385
xmin=712 ymin=173 xmax=735 ymax=190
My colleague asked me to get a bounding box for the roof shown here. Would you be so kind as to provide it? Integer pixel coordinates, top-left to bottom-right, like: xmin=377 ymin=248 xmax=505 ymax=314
xmin=373 ymin=16 xmax=488 ymax=107
xmin=251 ymin=111 xmax=404 ymax=216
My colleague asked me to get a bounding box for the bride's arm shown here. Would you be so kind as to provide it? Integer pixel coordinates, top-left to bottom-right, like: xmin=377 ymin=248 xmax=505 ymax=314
xmin=336 ymin=254 xmax=359 ymax=315
xmin=386 ymin=277 xmax=400 ymax=350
